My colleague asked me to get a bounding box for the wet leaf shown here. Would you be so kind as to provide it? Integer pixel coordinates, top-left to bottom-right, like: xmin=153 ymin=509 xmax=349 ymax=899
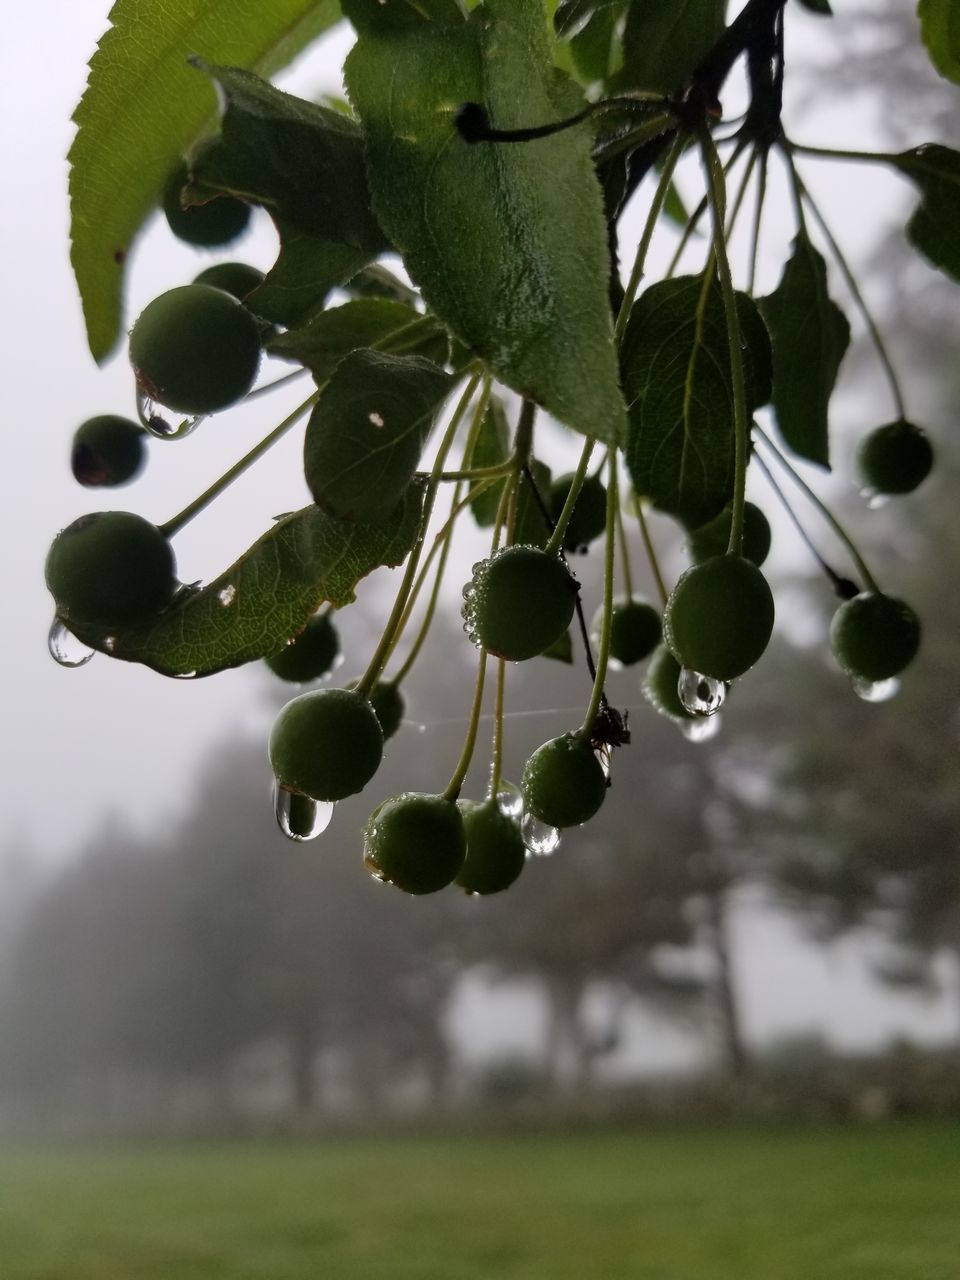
xmin=619 ymin=0 xmax=726 ymax=95
xmin=622 ymin=274 xmax=772 ymax=528
xmin=759 ymin=233 xmax=850 ymax=469
xmin=249 ymin=223 xmax=375 ymax=328
xmin=69 ymin=0 xmax=341 ymax=362
xmin=918 ymin=0 xmax=960 ymax=83
xmin=304 ymin=350 xmax=453 ymax=522
xmin=892 ymin=144 xmax=960 ymax=281
xmin=267 ymin=300 xmax=447 ymax=382
xmin=67 ymin=485 xmax=427 ymax=678
xmin=344 ymin=0 xmax=628 ymax=445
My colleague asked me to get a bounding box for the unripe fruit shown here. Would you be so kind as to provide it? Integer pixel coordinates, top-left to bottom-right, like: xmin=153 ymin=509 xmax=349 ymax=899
xmin=456 ymin=799 xmax=526 ymax=895
xmin=367 ymin=681 xmax=405 ymax=741
xmin=193 ymin=262 xmax=265 ymax=302
xmin=549 ymin=472 xmax=607 ymax=552
xmin=129 ymin=285 xmax=262 ymax=415
xmin=162 ymin=160 xmax=250 ymax=247
xmin=71 ymin=415 xmax=146 ymax=488
xmin=663 ymin=555 xmax=775 ymax=681
xmin=265 ymin=613 xmax=340 ymax=683
xmin=521 ymin=734 xmax=607 ymax=829
xmin=269 ymin=688 xmax=383 ymax=802
xmin=463 ymin=545 xmax=578 ymax=661
xmin=830 ymin=592 xmax=921 ymax=682
xmin=593 ymin=596 xmax=661 ymax=667
xmin=45 ymin=511 xmax=176 ymax=629
xmin=363 ymin=793 xmax=466 ymax=895
xmin=687 ymin=501 xmax=771 ymax=567
xmin=643 ymin=646 xmax=695 ymax=722
xmin=857 ymin=420 xmax=933 ymax=495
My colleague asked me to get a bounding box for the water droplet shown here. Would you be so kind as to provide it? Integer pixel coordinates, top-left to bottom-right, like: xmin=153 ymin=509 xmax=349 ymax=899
xmin=274 ymin=783 xmax=334 ymax=842
xmin=496 ymin=779 xmax=523 ymax=818
xmin=679 ymin=713 xmax=723 ymax=743
xmin=521 ymin=812 xmax=561 ymax=856
xmin=852 ymin=675 xmax=901 ymax=703
xmin=217 ymin=584 xmax=237 ymax=607
xmin=173 ymin=669 xmax=198 ymax=680
xmin=48 ymin=618 xmax=94 ymax=668
xmin=137 ymin=391 xmax=205 ymax=440
xmin=594 ymin=747 xmax=611 ymax=779
xmin=363 ymin=851 xmax=390 ymax=884
xmin=104 ymin=635 xmax=116 ymax=653
xmin=172 ymin=580 xmax=203 ymax=604
xmin=860 ymin=486 xmax=889 ymax=510
xmin=678 ymin=667 xmax=726 ymax=717
xmin=368 ymin=411 xmax=385 ymax=428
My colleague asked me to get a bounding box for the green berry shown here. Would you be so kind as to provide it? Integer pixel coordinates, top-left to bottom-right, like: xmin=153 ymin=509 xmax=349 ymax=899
xmin=643 ymin=646 xmax=695 ymax=721
xmin=363 ymin=793 xmax=466 ymax=895
xmin=521 ymin=734 xmax=607 ymax=829
xmin=193 ymin=262 xmax=265 ymax=302
xmin=593 ymin=596 xmax=662 ymax=667
xmin=71 ymin=415 xmax=146 ymax=488
xmin=687 ymin=501 xmax=771 ymax=567
xmin=857 ymin=420 xmax=933 ymax=495
xmin=830 ymin=592 xmax=921 ymax=683
xmin=367 ymin=682 xmax=405 ymax=741
xmin=265 ymin=614 xmax=340 ymax=683
xmin=269 ymin=688 xmax=383 ymax=802
xmin=456 ymin=799 xmax=526 ymax=895
xmin=463 ymin=545 xmax=578 ymax=661
xmin=45 ymin=511 xmax=176 ymax=629
xmin=129 ymin=285 xmax=262 ymax=415
xmin=663 ymin=555 xmax=775 ymax=681
xmin=549 ymin=472 xmax=607 ymax=552
xmin=162 ymin=161 xmax=250 ymax=247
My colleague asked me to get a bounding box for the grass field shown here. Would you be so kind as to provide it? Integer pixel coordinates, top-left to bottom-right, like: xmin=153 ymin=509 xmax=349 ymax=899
xmin=0 ymin=1125 xmax=958 ymax=1279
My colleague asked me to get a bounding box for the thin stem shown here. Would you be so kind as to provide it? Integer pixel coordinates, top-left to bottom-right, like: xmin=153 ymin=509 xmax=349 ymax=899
xmin=615 ymin=130 xmax=687 ymax=345
xmin=754 ymin=426 xmax=881 ymax=592
xmin=752 ymin=450 xmax=856 ymax=594
xmin=615 ymin=489 xmax=635 ymax=602
xmin=701 ymin=128 xmax=751 ymax=557
xmin=725 ymin=146 xmax=758 ymax=242
xmin=634 ymin=497 xmax=669 ymax=607
xmin=435 ymin=460 xmax=515 ymax=483
xmin=504 ymin=400 xmax=537 ymax=545
xmin=487 ymin=658 xmax=507 ymax=801
xmin=160 ymin=390 xmax=320 ymax=537
xmin=544 ymin=437 xmax=596 ymax=556
xmin=356 ymin=375 xmax=481 ymax=697
xmin=747 ymin=149 xmax=768 ymax=296
xmin=665 ymin=140 xmax=746 ymax=280
xmin=789 ymin=141 xmax=896 ymax=165
xmin=576 ymin=454 xmax=619 ymax=742
xmin=442 ymin=649 xmax=488 ymax=802
xmin=243 ymin=367 xmax=311 ymax=400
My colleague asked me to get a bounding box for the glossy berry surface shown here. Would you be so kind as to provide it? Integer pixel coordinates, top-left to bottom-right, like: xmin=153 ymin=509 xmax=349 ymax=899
xmin=364 ymin=793 xmax=466 ymax=895
xmin=265 ymin=613 xmax=340 ymax=683
xmin=463 ymin=545 xmax=578 ymax=661
xmin=687 ymin=501 xmax=771 ymax=567
xmin=456 ymin=798 xmax=526 ymax=895
xmin=663 ymin=555 xmax=775 ymax=681
xmin=858 ymin=420 xmax=934 ymax=495
xmin=594 ymin=596 xmax=662 ymax=667
xmin=193 ymin=262 xmax=265 ymax=302
xmin=643 ymin=646 xmax=695 ymax=722
xmin=45 ymin=511 xmax=176 ymax=629
xmin=830 ymin=592 xmax=921 ymax=683
xmin=162 ymin=161 xmax=250 ymax=247
xmin=521 ymin=734 xmax=607 ymax=829
xmin=549 ymin=472 xmax=607 ymax=551
xmin=129 ymin=285 xmax=262 ymax=415
xmin=71 ymin=415 xmax=146 ymax=488
xmin=269 ymin=688 xmax=383 ymax=802
xmin=367 ymin=681 xmax=405 ymax=741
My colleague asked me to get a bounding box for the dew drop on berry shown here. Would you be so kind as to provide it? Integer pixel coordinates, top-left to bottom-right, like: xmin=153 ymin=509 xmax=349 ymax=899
xmin=48 ymin=618 xmax=95 ymax=668
xmin=496 ymin=779 xmax=523 ymax=818
xmin=136 ymin=390 xmax=205 ymax=440
xmin=363 ymin=851 xmax=390 ymax=884
xmin=679 ymin=714 xmax=723 ymax=744
xmin=273 ymin=782 xmax=335 ymax=842
xmin=678 ymin=667 xmax=726 ymax=717
xmin=859 ymin=486 xmax=889 ymax=510
xmin=521 ymin=811 xmax=561 ymax=856
xmin=851 ymin=675 xmax=901 ymax=703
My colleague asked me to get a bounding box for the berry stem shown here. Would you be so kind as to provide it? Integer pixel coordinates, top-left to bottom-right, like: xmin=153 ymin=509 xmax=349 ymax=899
xmin=442 ymin=649 xmax=488 ymax=803
xmin=665 ymin=140 xmax=747 ymax=281
xmin=356 ymin=374 xmax=482 ymax=698
xmin=754 ymin=426 xmax=882 ymax=592
xmin=159 ymin=390 xmax=321 ymax=537
xmin=243 ymin=368 xmax=310 ymax=401
xmin=576 ymin=453 xmax=619 ymax=743
xmin=545 ymin=437 xmax=595 ymax=556
xmin=633 ymin=496 xmax=669 ymax=607
xmin=487 ymin=657 xmax=507 ymax=801
xmin=701 ymin=127 xmax=751 ymax=558
xmin=615 ymin=492 xmax=635 ymax=603
xmin=747 ymin=148 xmax=769 ymax=296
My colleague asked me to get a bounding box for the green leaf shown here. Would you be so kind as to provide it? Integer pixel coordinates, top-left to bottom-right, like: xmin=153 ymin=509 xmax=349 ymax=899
xmin=469 ymin=398 xmax=512 ymax=528
xmin=622 ymin=275 xmax=772 ymax=528
xmin=618 ymin=0 xmax=726 ymax=95
xmin=68 ymin=486 xmax=426 ymax=678
xmin=69 ymin=0 xmax=342 ymax=362
xmin=304 ymin=350 xmax=453 ymax=522
xmin=343 ymin=265 xmax=421 ymax=307
xmin=343 ymin=0 xmax=465 ymax=28
xmin=798 ymin=0 xmax=832 ymax=13
xmin=344 ymin=0 xmax=628 ymax=445
xmin=249 ymin=223 xmax=375 ymax=328
xmin=918 ymin=0 xmax=960 ymax=82
xmin=569 ymin=6 xmax=623 ymax=84
xmin=758 ymin=233 xmax=850 ymax=469
xmin=891 ymin=144 xmax=960 ymax=280
xmin=266 ymin=300 xmax=447 ymax=381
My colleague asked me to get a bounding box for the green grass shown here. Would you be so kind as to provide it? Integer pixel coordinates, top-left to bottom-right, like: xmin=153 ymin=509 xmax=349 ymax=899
xmin=0 ymin=1125 xmax=958 ymax=1278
